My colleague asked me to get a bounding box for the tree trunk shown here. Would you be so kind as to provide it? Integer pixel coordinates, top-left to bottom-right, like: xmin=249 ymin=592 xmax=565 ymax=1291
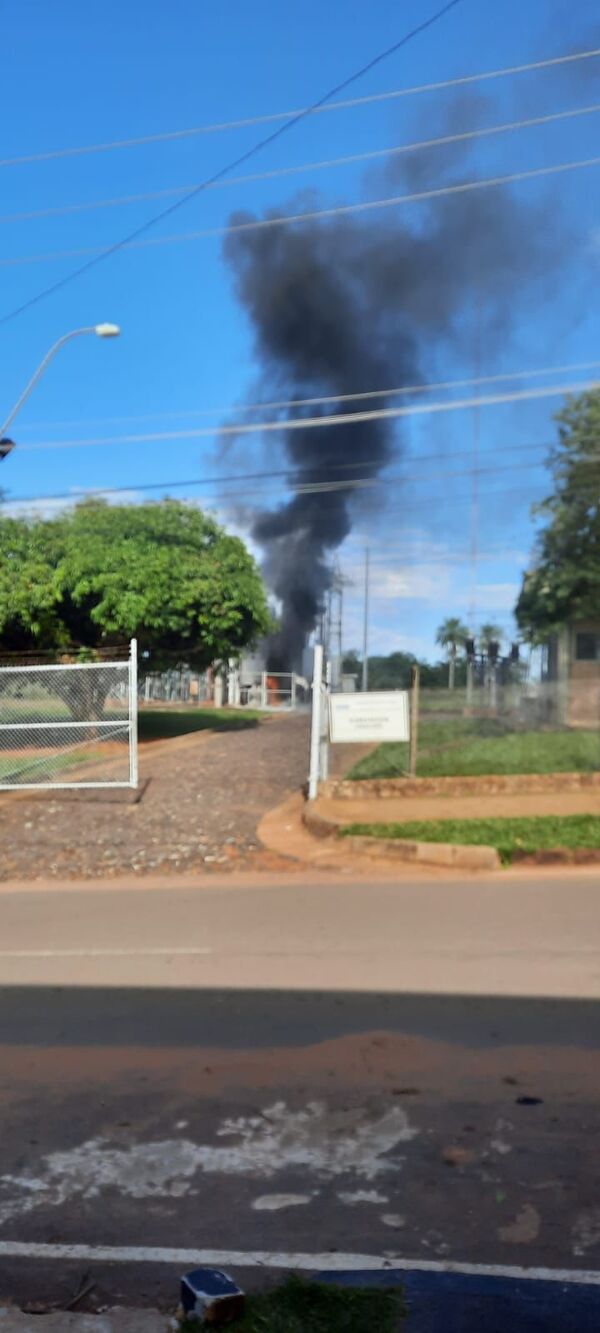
xmin=448 ymin=644 xmax=456 ymax=691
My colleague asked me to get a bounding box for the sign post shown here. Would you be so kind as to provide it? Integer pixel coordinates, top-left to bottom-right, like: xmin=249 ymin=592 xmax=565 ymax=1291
xmin=409 ymin=664 xmax=420 ymax=777
xmin=308 ymin=644 xmax=324 ymax=801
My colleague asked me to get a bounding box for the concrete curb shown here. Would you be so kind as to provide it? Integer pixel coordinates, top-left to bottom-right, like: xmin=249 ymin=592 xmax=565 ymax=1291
xmin=302 ymin=806 xmax=501 ymax=871
xmin=0 ymin=1310 xmax=166 ymax=1331
xmin=322 ymin=771 xmax=600 ymax=800
xmin=341 ymin=834 xmax=501 ymax=871
xmin=302 ymin=807 xmax=340 ymax=840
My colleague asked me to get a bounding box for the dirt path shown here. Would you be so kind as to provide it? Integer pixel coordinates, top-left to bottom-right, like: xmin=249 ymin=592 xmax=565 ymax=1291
xmin=0 ymin=714 xmax=310 ymax=880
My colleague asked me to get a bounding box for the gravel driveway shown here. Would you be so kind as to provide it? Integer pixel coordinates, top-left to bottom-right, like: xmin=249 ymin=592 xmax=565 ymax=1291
xmin=0 ymin=713 xmax=310 ymax=880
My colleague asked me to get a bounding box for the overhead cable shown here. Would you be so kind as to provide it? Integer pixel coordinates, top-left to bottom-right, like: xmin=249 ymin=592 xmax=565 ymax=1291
xmin=3 ymin=437 xmax=559 ymax=507
xmin=17 ymin=380 xmax=600 ymax=453
xmin=0 ymin=0 xmax=464 ymax=325
xmin=18 ymin=359 xmax=600 ymax=435
xmin=4 ymin=102 xmax=598 ymax=227
xmin=4 ymin=154 xmax=599 ymax=270
xmin=1 ymin=46 xmax=597 ymax=169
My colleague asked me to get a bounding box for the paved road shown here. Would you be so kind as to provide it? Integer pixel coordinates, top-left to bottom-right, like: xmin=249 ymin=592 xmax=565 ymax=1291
xmin=0 ymin=873 xmax=599 ymax=1311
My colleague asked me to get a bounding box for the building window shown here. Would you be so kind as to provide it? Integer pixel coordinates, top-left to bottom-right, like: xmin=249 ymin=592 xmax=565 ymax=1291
xmin=575 ymin=632 xmax=599 ymax=661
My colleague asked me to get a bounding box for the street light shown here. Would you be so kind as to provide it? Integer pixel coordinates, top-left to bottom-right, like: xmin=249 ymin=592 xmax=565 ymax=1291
xmin=0 ymin=322 xmax=121 ymax=459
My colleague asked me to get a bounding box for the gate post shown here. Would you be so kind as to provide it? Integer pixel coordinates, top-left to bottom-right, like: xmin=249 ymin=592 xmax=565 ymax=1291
xmin=308 ymin=644 xmax=324 ymax=801
xmin=409 ymin=662 xmax=420 ymax=778
xmin=129 ymin=638 xmax=139 ymax=789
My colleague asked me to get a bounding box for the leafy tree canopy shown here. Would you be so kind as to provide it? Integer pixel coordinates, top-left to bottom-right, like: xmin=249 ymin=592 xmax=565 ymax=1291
xmin=342 ymin=649 xmax=463 ymax=689
xmin=435 ymin=617 xmax=469 ymax=655
xmin=0 ymin=498 xmax=272 ymax=667
xmin=478 ymin=622 xmax=504 ymax=653
xmin=516 ymin=390 xmax=600 ymax=641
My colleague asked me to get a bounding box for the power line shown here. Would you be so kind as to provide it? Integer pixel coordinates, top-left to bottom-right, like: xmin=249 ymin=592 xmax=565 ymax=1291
xmin=5 ymin=153 xmax=599 ymax=270
xmin=2 ymin=479 xmax=573 ymax=519
xmin=0 ymin=0 xmax=464 ymax=327
xmin=0 ymin=439 xmax=553 ymax=506
xmin=15 ymin=442 xmax=557 ymax=491
xmin=7 ymin=442 xmax=600 ymax=510
xmin=2 ymin=46 xmax=598 ymax=170
xmin=16 ymin=380 xmax=600 ymax=452
xmin=4 ymin=101 xmax=598 ymax=228
xmin=17 ymin=358 xmax=600 ymax=436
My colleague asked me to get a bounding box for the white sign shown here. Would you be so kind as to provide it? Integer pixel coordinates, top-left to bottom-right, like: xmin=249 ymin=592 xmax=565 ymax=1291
xmin=329 ymin=690 xmax=410 ymax=743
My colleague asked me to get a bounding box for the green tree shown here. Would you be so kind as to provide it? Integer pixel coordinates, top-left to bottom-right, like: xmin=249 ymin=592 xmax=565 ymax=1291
xmin=435 ymin=616 xmax=469 ymax=689
xmin=516 ymin=389 xmax=600 ymax=640
xmin=0 ymin=499 xmax=272 ymax=705
xmin=478 ymin=622 xmax=504 ymax=658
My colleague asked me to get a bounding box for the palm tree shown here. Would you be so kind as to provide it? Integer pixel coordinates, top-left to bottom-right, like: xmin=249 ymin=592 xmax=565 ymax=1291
xmin=478 ymin=622 xmax=503 ymax=659
xmin=435 ymin=617 xmax=469 ymax=690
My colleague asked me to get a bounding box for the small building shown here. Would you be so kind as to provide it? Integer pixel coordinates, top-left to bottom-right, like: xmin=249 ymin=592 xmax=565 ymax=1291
xmin=543 ymin=618 xmax=600 ymax=727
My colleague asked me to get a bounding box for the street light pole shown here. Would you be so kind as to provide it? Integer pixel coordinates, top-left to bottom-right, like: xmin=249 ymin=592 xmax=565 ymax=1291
xmin=0 ymin=323 xmax=120 ymax=451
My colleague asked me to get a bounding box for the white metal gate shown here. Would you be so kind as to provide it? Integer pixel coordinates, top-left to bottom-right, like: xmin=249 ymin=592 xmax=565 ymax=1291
xmin=0 ymin=639 xmax=138 ymax=790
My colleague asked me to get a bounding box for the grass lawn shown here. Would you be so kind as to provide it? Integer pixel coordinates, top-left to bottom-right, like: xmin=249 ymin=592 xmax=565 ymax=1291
xmin=138 ymin=706 xmax=263 ymax=742
xmin=341 ymin=814 xmax=600 ymax=865
xmin=0 ymin=750 xmax=103 ymax=782
xmin=181 ymin=1277 xmax=404 ymax=1331
xmin=419 ymin=688 xmax=467 ymax=713
xmin=0 ymin=699 xmax=71 ymax=722
xmin=350 ymin=718 xmax=600 ymax=779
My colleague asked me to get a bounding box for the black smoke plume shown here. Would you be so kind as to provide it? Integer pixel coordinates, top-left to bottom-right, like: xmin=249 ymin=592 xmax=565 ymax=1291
xmin=223 ymin=130 xmax=563 ymax=669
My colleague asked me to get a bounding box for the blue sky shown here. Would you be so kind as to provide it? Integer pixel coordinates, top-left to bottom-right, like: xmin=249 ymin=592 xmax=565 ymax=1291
xmin=1 ymin=0 xmax=599 ymax=661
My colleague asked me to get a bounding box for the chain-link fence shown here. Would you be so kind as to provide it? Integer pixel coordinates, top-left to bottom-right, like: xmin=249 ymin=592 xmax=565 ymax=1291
xmin=0 ymin=643 xmax=138 ymax=789
xmin=140 ymin=667 xmax=211 ymax=705
xmin=408 ymin=678 xmax=600 ymax=778
xmin=233 ymin=669 xmax=309 ymax=709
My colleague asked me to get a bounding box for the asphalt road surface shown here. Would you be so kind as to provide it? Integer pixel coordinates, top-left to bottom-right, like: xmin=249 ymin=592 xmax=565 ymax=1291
xmin=0 ymin=872 xmax=599 ymax=1310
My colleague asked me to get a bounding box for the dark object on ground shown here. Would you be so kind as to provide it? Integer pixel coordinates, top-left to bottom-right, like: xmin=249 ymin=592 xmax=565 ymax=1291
xmin=516 ymin=1095 xmax=544 ymax=1105
xmin=180 ymin=1267 xmax=244 ymax=1323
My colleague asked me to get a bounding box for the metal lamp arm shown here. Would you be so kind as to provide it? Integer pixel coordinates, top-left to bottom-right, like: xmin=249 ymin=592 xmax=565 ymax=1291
xmin=0 ymin=326 xmax=96 ymax=436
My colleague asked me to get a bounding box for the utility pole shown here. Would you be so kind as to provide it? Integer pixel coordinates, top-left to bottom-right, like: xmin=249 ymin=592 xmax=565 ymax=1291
xmin=468 ymin=290 xmax=482 ymax=646
xmin=328 ymin=561 xmax=344 ymax=690
xmin=361 ymin=547 xmax=370 ymax=692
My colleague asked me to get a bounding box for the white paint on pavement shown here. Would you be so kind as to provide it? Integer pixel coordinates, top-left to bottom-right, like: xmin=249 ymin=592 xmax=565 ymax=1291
xmin=252 ymin=1194 xmax=313 ymax=1211
xmin=0 ymin=1101 xmax=418 ymax=1226
xmin=491 ymin=1118 xmax=513 ymax=1155
xmin=0 ymin=1241 xmax=599 ymax=1286
xmin=573 ymin=1209 xmax=600 ymax=1257
xmin=338 ymin=1190 xmax=389 ymax=1206
xmin=381 ymin=1213 xmax=406 ymax=1229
